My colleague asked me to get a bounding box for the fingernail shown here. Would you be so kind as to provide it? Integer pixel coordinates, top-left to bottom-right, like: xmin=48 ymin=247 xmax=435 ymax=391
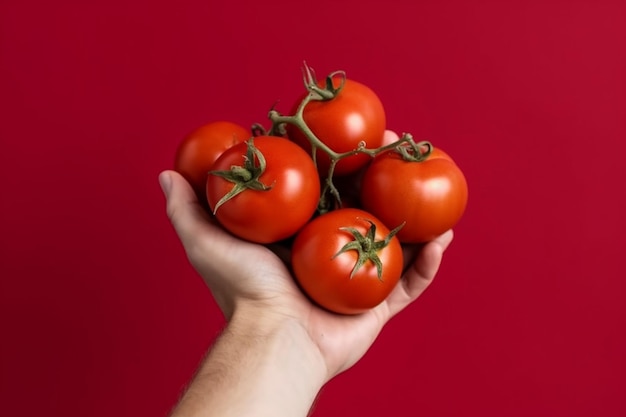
xmin=158 ymin=172 xmax=172 ymax=196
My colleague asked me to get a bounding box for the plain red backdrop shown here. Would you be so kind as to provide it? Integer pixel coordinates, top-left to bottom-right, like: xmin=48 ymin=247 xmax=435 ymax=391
xmin=1 ymin=0 xmax=624 ymax=416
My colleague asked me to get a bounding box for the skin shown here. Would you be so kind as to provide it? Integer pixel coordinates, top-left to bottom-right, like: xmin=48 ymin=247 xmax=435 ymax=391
xmin=159 ymin=152 xmax=453 ymax=416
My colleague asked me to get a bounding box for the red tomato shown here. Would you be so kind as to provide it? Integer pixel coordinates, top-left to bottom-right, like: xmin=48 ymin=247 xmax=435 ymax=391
xmin=286 ymin=79 xmax=386 ymax=177
xmin=175 ymin=121 xmax=250 ymax=199
xmin=360 ymin=146 xmax=468 ymax=243
xmin=291 ymin=208 xmax=404 ymax=315
xmin=206 ymin=136 xmax=320 ymax=244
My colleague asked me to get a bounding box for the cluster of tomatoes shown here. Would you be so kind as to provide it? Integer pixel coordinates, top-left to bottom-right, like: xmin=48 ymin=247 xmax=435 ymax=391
xmin=174 ymin=68 xmax=468 ymax=315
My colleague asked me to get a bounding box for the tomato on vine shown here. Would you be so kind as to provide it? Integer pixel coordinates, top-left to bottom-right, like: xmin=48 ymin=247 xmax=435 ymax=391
xmin=175 ymin=121 xmax=250 ymax=199
xmin=291 ymin=208 xmax=404 ymax=315
xmin=206 ymin=136 xmax=320 ymax=244
xmin=172 ymin=63 xmax=469 ymax=316
xmin=360 ymin=143 xmax=468 ymax=243
xmin=285 ymin=75 xmax=386 ymax=177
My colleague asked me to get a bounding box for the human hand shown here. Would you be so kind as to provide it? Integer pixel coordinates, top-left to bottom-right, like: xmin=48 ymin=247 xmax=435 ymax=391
xmin=159 ymin=165 xmax=453 ymax=382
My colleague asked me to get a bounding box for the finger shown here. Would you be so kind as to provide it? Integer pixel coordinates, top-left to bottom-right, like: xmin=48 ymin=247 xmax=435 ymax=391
xmin=159 ymin=170 xmax=217 ymax=250
xmin=402 ymin=244 xmax=421 ymax=271
xmin=382 ymin=129 xmax=400 ymax=146
xmin=386 ymin=230 xmax=454 ymax=317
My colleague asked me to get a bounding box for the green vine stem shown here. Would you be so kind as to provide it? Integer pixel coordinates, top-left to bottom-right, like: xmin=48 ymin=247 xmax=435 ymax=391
xmin=266 ymin=63 xmax=433 ymax=211
xmin=209 ymin=138 xmax=274 ymax=214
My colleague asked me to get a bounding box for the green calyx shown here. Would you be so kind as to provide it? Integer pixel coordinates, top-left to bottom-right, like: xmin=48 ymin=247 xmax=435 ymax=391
xmin=302 ymin=62 xmax=346 ymax=101
xmin=209 ymin=138 xmax=274 ymax=214
xmin=333 ymin=219 xmax=405 ymax=280
xmin=395 ymin=140 xmax=433 ymax=162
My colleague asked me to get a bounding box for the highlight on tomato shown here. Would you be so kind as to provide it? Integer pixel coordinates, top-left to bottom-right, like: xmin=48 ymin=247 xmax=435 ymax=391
xmin=291 ymin=208 xmax=404 ymax=315
xmin=206 ymin=136 xmax=321 ymax=244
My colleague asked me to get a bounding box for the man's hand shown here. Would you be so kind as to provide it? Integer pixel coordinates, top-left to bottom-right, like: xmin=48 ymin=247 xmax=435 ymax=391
xmin=160 ymin=167 xmax=453 ymax=416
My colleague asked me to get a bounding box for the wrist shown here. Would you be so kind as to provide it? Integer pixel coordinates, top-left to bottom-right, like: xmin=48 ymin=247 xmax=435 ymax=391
xmin=193 ymin=302 xmax=326 ymax=417
xmin=228 ymin=301 xmax=328 ymax=384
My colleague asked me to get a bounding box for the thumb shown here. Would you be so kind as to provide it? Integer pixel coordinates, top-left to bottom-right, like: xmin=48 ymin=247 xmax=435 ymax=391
xmin=159 ymin=170 xmax=213 ymax=251
xmin=386 ymin=229 xmax=454 ymax=318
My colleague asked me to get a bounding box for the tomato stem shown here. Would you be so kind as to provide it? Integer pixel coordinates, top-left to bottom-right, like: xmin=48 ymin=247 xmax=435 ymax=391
xmin=396 ymin=139 xmax=433 ymax=162
xmin=333 ymin=219 xmax=405 ymax=280
xmin=209 ymin=138 xmax=274 ymax=214
xmin=251 ymin=123 xmax=267 ymax=137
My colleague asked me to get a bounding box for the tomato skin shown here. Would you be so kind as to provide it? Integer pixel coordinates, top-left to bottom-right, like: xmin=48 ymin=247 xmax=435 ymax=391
xmin=360 ymin=147 xmax=468 ymax=243
xmin=175 ymin=121 xmax=250 ymax=198
xmin=287 ymin=79 xmax=386 ymax=177
xmin=206 ymin=136 xmax=320 ymax=244
xmin=291 ymin=208 xmax=403 ymax=315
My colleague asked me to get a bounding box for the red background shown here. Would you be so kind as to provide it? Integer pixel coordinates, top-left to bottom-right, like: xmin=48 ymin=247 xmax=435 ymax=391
xmin=1 ymin=0 xmax=625 ymax=416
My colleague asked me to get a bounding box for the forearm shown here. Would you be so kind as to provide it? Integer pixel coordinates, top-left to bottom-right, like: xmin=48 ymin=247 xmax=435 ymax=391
xmin=170 ymin=306 xmax=326 ymax=417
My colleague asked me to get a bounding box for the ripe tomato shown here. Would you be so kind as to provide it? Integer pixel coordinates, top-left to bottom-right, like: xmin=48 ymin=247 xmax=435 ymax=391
xmin=206 ymin=136 xmax=320 ymax=244
xmin=291 ymin=208 xmax=404 ymax=315
xmin=360 ymin=146 xmax=468 ymax=243
xmin=286 ymin=79 xmax=386 ymax=177
xmin=174 ymin=121 xmax=250 ymax=199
